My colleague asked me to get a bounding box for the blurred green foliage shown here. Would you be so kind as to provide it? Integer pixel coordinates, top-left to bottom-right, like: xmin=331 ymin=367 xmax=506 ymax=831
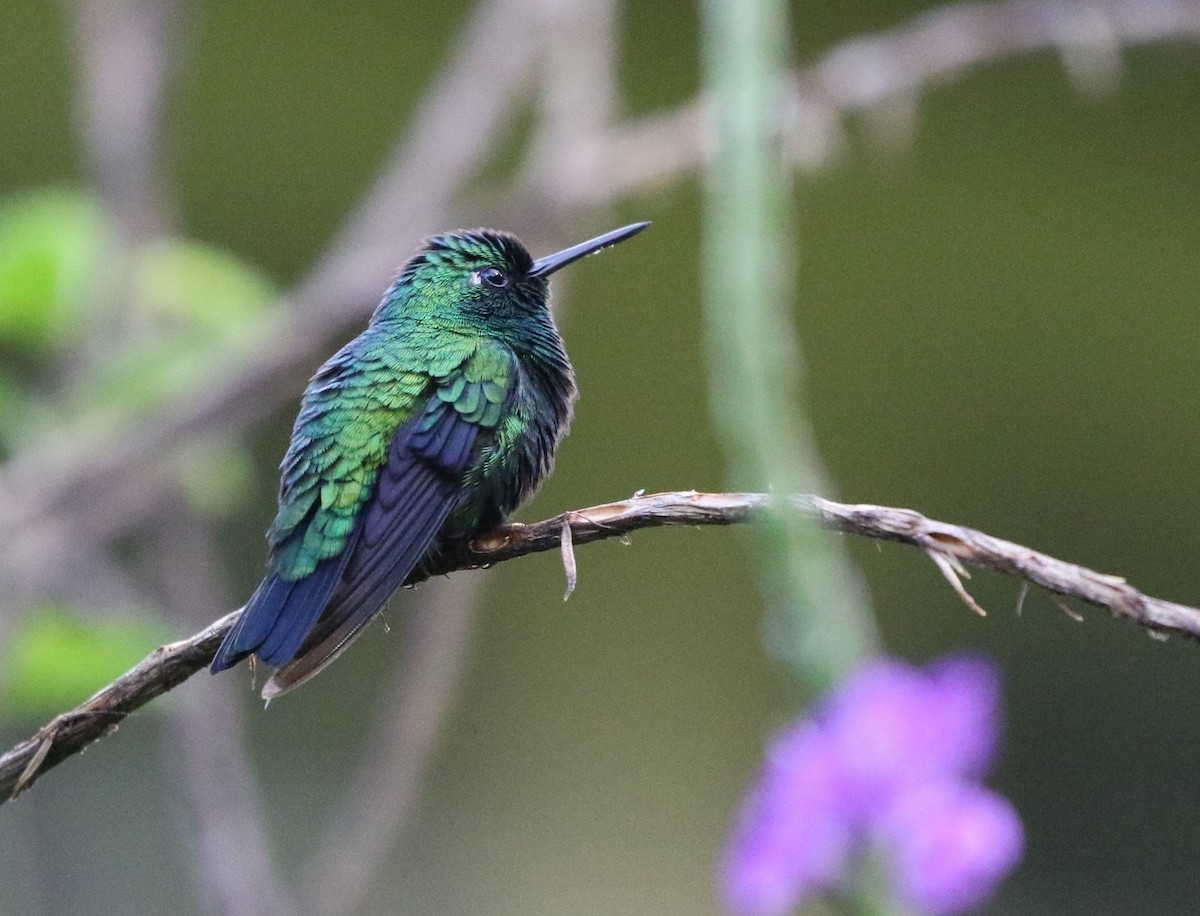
xmin=0 ymin=189 xmax=107 ymax=349
xmin=0 ymin=184 xmax=273 ymax=436
xmin=176 ymin=436 xmax=258 ymax=518
xmin=0 ymin=188 xmax=272 ymax=711
xmin=80 ymin=235 xmax=276 ymax=416
xmin=1 ymin=605 xmax=168 ymax=719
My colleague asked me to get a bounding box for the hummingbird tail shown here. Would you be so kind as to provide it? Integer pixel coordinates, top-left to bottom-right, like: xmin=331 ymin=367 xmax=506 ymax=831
xmin=209 ymin=541 xmax=355 ymax=673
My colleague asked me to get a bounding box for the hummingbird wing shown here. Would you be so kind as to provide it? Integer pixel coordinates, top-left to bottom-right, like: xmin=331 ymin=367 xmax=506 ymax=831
xmin=212 ymin=397 xmax=466 ymax=676
xmin=263 ymin=346 xmax=515 ymax=696
xmin=210 ymin=340 xmax=391 ymax=674
xmin=213 ymin=338 xmax=515 ymax=695
xmin=257 ymin=404 xmax=475 ymax=696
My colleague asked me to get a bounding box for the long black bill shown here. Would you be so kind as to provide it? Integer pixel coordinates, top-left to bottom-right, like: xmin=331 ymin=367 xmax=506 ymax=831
xmin=529 ymin=221 xmax=651 ymax=278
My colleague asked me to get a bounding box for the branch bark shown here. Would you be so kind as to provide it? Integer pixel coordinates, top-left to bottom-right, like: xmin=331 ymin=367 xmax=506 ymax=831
xmin=2 ymin=489 xmax=1196 ymax=805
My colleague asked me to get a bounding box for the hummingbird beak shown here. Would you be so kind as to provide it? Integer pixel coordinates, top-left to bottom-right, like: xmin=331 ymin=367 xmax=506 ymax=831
xmin=529 ymin=221 xmax=651 ymax=278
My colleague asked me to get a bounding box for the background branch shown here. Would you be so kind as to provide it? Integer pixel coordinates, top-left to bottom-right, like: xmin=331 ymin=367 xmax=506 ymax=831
xmin=522 ymin=0 xmax=1200 ymax=200
xmin=64 ymin=3 xmax=299 ymax=910
xmin=0 ymin=0 xmax=544 ymax=593
xmin=3 ymin=488 xmax=1197 ymax=805
xmin=70 ymin=0 xmax=182 ymax=240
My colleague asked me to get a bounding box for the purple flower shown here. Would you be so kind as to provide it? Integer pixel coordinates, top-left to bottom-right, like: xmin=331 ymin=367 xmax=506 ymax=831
xmin=877 ymin=782 xmax=1024 ymax=915
xmin=721 ymin=654 xmax=1021 ymax=915
xmin=822 ymin=655 xmax=1001 ymax=816
xmin=722 ymin=723 xmax=852 ymax=915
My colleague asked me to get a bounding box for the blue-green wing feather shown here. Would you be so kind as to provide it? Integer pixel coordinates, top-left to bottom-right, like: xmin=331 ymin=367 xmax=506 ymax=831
xmin=259 ymin=408 xmax=476 ymax=692
xmin=210 ymin=342 xmax=392 ymax=674
xmin=264 ymin=361 xmax=513 ymax=696
xmin=213 ymin=335 xmax=517 ymax=693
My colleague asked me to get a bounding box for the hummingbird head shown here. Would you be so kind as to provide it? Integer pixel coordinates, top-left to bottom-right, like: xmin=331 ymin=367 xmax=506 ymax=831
xmin=374 ymin=222 xmax=650 ymax=327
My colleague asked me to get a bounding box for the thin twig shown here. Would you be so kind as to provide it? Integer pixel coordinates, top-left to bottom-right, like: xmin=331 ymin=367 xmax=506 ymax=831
xmin=3 ymin=489 xmax=1198 ymax=804
xmin=927 ymin=550 xmax=988 ymax=617
xmin=572 ymin=0 xmax=1200 ymax=201
xmin=70 ymin=0 xmax=182 ymax=239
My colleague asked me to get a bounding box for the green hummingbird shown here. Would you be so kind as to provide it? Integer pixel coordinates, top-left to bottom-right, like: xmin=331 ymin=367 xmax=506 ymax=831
xmin=211 ymin=221 xmax=649 ymax=697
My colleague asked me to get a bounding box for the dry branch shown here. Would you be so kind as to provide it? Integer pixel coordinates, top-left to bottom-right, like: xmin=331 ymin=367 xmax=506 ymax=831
xmin=533 ymin=0 xmax=1200 ymax=202
xmin=3 ymin=489 xmax=1198 ymax=805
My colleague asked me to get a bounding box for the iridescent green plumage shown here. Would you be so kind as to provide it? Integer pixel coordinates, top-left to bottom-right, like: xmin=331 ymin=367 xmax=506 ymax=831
xmin=211 ymin=222 xmax=648 ymax=696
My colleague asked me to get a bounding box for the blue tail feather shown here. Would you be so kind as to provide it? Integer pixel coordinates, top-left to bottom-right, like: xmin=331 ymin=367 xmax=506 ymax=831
xmin=209 ymin=530 xmax=359 ymax=673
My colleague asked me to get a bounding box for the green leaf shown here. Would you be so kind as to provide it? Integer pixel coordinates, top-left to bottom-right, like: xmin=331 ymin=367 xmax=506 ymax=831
xmin=0 ymin=189 xmax=109 ymax=348
xmin=73 ymin=239 xmax=277 ymax=415
xmin=1 ymin=606 xmax=169 ymax=720
xmin=176 ymin=437 xmax=256 ymax=517
xmin=130 ymin=238 xmax=275 ymax=335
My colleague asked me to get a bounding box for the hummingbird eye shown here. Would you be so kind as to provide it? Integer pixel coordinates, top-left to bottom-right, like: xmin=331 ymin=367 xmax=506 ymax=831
xmin=479 ymin=266 xmax=509 ymax=289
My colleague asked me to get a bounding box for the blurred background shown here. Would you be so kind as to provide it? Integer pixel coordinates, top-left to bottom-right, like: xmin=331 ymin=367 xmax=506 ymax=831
xmin=1 ymin=0 xmax=1199 ymax=913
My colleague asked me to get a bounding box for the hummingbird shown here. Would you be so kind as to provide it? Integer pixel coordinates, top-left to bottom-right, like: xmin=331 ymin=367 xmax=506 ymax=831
xmin=210 ymin=221 xmax=649 ymax=697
